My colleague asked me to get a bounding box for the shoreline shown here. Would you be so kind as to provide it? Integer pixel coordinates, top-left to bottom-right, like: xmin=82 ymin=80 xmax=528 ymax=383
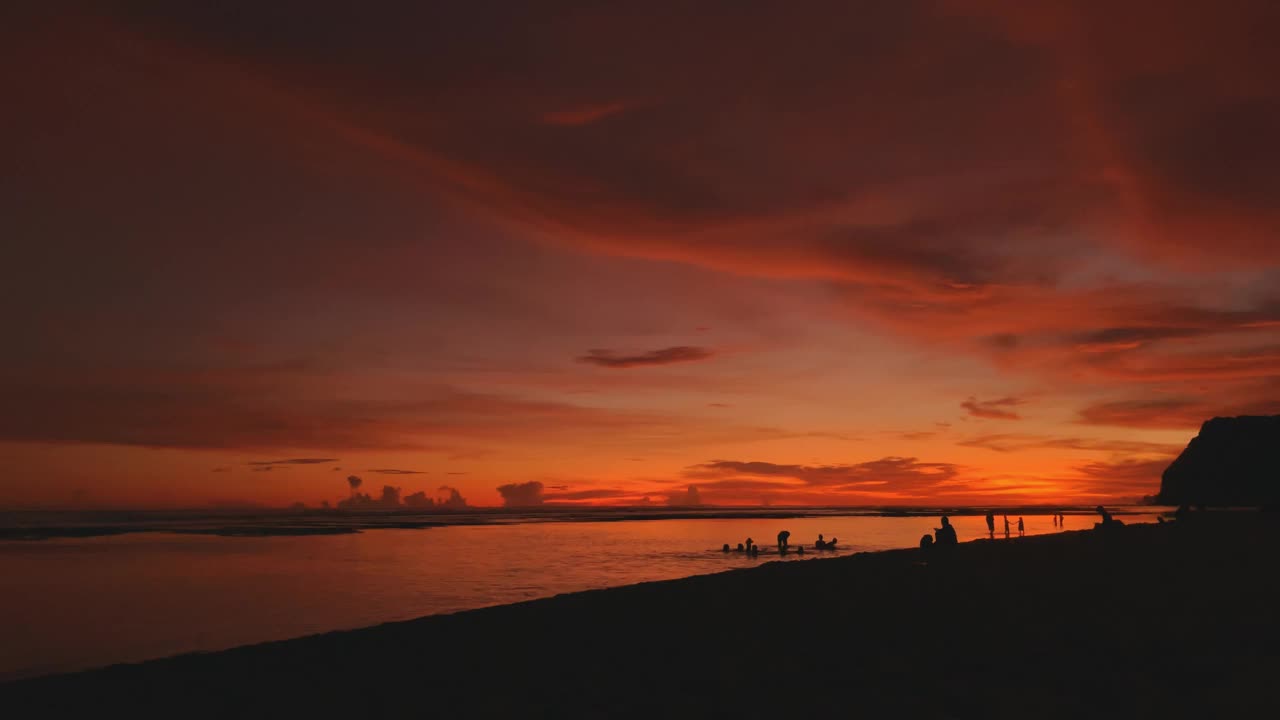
xmin=0 ymin=504 xmax=1166 ymax=540
xmin=5 ymin=513 xmax=1273 ymax=717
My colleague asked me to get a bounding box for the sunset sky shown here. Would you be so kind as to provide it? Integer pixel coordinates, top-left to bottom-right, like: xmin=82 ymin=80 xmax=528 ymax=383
xmin=3 ymin=1 xmax=1278 ymax=509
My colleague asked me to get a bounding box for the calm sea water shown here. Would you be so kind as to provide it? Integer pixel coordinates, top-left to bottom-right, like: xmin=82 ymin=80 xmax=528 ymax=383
xmin=0 ymin=510 xmax=1163 ymax=680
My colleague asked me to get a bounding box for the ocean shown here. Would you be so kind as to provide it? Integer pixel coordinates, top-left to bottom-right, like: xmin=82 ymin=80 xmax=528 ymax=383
xmin=0 ymin=507 xmax=1164 ymax=680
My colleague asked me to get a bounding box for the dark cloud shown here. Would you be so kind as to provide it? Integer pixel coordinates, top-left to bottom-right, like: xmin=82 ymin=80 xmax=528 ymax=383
xmin=248 ymin=458 xmax=338 ymax=466
xmin=380 ymin=485 xmax=401 ymax=505
xmin=367 ymin=468 xmax=426 ymax=475
xmin=497 ymin=481 xmax=544 ymax=507
xmin=336 ymin=484 xmax=402 ymax=510
xmin=1076 ymin=396 xmax=1280 ymax=430
xmin=347 ymin=475 xmax=363 ymax=490
xmin=402 ymin=491 xmax=435 ymax=508
xmin=958 ymin=434 xmax=1181 ymax=456
xmin=688 ymin=457 xmax=960 ymax=489
xmin=666 ymin=485 xmax=702 ymax=507
xmin=544 ymin=488 xmax=639 ymax=502
xmin=436 ymin=485 xmax=467 ymax=509
xmin=577 ymin=346 xmax=714 ymax=369
xmin=1067 ymin=458 xmax=1173 ymax=499
xmin=960 ymin=397 xmax=1025 ymax=420
xmin=211 ymin=467 xmax=230 ymax=472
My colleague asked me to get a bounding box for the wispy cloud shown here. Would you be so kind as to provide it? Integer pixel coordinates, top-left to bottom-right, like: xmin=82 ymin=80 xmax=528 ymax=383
xmin=578 ymin=345 xmax=716 ymax=366
xmin=541 ymin=101 xmax=633 ymax=127
xmin=577 ymin=346 xmax=714 ymax=369
xmin=248 ymin=458 xmax=339 ymax=466
xmin=960 ymin=397 xmax=1025 ymax=420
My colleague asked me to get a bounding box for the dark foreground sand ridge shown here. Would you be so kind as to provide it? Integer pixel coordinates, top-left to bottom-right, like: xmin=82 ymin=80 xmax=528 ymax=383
xmin=3 ymin=513 xmax=1277 ymax=718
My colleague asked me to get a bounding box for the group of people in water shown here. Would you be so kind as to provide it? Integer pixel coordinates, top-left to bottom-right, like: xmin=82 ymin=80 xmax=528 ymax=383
xmin=721 ymin=529 xmax=838 ymax=557
xmin=983 ymin=511 xmax=1027 ymax=538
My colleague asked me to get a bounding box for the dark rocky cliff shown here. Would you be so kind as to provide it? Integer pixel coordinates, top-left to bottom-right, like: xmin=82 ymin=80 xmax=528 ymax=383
xmin=1158 ymin=415 xmax=1280 ymax=507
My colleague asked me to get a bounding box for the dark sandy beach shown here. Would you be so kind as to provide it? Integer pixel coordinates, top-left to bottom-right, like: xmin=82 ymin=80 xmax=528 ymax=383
xmin=4 ymin=513 xmax=1277 ymax=718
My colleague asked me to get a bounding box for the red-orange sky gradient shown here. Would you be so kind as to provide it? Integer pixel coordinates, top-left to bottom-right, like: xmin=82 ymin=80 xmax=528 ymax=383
xmin=3 ymin=1 xmax=1278 ymax=509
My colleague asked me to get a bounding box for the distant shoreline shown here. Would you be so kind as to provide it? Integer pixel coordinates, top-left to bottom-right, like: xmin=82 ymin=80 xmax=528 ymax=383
xmin=0 ymin=504 xmax=1169 ymax=540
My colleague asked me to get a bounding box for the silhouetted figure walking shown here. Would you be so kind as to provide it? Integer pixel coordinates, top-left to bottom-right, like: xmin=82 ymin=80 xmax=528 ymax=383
xmin=1058 ymin=513 xmax=1064 ymax=526
xmin=985 ymin=511 xmax=995 ymax=537
xmin=1017 ymin=517 xmax=1025 ymax=536
xmin=1003 ymin=515 xmax=1011 ymax=538
xmin=935 ymin=516 xmax=958 ymax=546
xmin=777 ymin=529 xmax=791 ymax=553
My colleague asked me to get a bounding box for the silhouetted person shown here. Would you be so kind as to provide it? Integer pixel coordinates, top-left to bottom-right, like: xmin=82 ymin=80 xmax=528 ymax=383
xmin=815 ymin=533 xmax=827 ymax=549
xmin=796 ymin=545 xmax=804 ymax=555
xmin=1052 ymin=514 xmax=1058 ymax=527
xmin=985 ymin=511 xmax=995 ymax=537
xmin=920 ymin=533 xmax=934 ymax=550
xmin=722 ymin=543 xmax=731 ymax=553
xmin=1017 ymin=517 xmax=1025 ymax=536
xmin=1058 ymin=513 xmax=1064 ymax=526
xmin=736 ymin=543 xmax=745 ymax=553
xmin=1003 ymin=515 xmax=1011 ymax=538
xmin=1094 ymin=505 xmax=1122 ymax=531
xmin=777 ymin=530 xmax=791 ymax=552
xmin=827 ymin=537 xmax=838 ymax=549
xmin=935 ymin=516 xmax=958 ymax=546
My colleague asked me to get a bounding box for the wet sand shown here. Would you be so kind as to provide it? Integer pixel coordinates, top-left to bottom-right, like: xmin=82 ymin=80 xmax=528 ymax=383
xmin=3 ymin=513 xmax=1276 ymax=718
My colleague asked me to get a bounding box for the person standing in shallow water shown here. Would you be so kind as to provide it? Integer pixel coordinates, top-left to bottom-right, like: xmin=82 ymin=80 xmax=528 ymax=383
xmin=1017 ymin=517 xmax=1025 ymax=536
xmin=777 ymin=529 xmax=791 ymax=553
xmin=985 ymin=511 xmax=995 ymax=537
xmin=1003 ymin=515 xmax=1011 ymax=537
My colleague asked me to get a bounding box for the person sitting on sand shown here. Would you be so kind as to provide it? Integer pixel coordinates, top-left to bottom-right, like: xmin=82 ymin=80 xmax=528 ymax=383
xmin=920 ymin=533 xmax=934 ymax=550
xmin=1094 ymin=505 xmax=1124 ymax=531
xmin=777 ymin=529 xmax=791 ymax=552
xmin=1017 ymin=517 xmax=1025 ymax=536
xmin=935 ymin=516 xmax=958 ymax=546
